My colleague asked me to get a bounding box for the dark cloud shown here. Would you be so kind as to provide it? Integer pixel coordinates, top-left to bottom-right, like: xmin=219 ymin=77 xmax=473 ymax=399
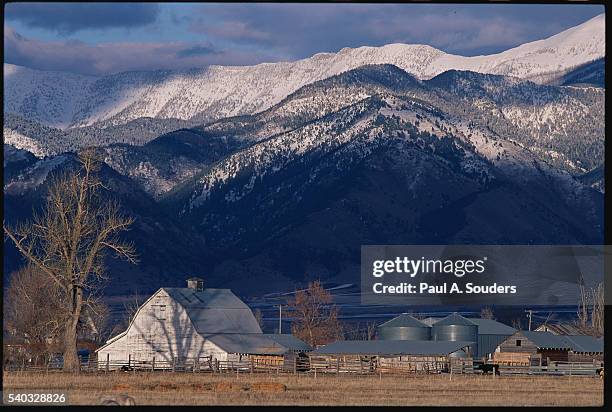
xmin=176 ymin=44 xmax=219 ymax=58
xmin=4 ymin=26 xmax=271 ymax=75
xmin=5 ymin=3 xmax=160 ymax=34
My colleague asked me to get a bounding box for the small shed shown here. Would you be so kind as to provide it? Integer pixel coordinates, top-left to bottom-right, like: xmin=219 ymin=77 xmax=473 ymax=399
xmin=494 ymin=331 xmax=571 ymax=365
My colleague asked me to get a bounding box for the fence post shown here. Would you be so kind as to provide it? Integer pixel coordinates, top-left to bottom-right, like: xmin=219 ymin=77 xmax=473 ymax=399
xmin=293 ymin=357 xmax=297 ymax=375
xmin=172 ymin=357 xmax=176 ymax=372
xmin=152 ymin=356 xmax=155 ymax=372
xmin=106 ymin=353 xmax=110 ymax=373
xmin=336 ymin=357 xmax=340 ymax=375
xmin=128 ymin=354 xmax=131 ymax=370
xmin=251 ymin=358 xmax=254 ymax=374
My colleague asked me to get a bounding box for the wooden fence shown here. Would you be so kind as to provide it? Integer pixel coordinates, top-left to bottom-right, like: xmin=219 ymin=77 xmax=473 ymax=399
xmin=495 ymin=361 xmax=604 ymax=376
xmin=5 ymin=356 xmax=602 ymax=377
xmin=4 ymin=356 xmax=310 ymax=375
xmin=5 ymin=355 xmax=473 ymax=375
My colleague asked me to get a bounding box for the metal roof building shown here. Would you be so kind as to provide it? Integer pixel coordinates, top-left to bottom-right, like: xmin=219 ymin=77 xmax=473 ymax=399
xmin=96 ymin=280 xmax=309 ymax=368
xmin=518 ymin=331 xmax=572 ymax=350
xmin=495 ymin=330 xmax=603 ymax=364
xmin=204 ymin=333 xmax=311 ymax=355
xmin=560 ymin=335 xmax=603 ymax=353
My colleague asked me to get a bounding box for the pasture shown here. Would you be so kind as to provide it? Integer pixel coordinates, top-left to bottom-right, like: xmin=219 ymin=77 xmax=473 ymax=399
xmin=2 ymin=371 xmax=603 ymax=406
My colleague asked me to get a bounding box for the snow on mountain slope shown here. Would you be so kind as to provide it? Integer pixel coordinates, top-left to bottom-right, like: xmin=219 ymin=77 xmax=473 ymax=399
xmin=3 ymin=128 xmax=48 ymax=157
xmin=4 ymin=14 xmax=604 ymax=130
xmin=428 ymin=14 xmax=605 ymax=80
xmin=3 ymin=64 xmax=96 ymax=129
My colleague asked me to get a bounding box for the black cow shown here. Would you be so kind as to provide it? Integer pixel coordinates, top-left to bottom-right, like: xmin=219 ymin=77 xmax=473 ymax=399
xmin=475 ymin=363 xmax=500 ymax=375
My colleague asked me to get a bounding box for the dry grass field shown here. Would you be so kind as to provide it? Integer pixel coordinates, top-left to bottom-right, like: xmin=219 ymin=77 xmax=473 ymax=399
xmin=2 ymin=371 xmax=603 ymax=406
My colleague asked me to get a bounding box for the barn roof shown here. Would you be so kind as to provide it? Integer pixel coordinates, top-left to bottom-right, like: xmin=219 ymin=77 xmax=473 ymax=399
xmin=519 ymin=331 xmax=572 ymax=350
xmin=205 ymin=333 xmax=309 ymax=355
xmin=162 ymin=288 xmax=262 ymax=335
xmin=163 ymin=288 xmax=252 ymax=309
xmin=264 ymin=334 xmax=312 ymax=351
xmin=378 ymin=314 xmax=430 ymax=329
xmin=561 ymin=335 xmax=603 ymax=353
xmin=312 ymin=340 xmax=473 ymax=356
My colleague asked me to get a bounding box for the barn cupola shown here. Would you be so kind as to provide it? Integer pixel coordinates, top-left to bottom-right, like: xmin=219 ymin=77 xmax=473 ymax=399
xmin=187 ymin=277 xmax=205 ymax=291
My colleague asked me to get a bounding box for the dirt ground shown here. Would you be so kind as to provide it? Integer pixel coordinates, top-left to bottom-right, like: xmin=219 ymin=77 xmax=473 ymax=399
xmin=2 ymin=371 xmax=604 ymax=406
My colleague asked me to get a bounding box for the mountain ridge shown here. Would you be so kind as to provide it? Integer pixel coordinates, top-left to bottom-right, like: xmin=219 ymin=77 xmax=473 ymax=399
xmin=4 ymin=14 xmax=604 ymax=129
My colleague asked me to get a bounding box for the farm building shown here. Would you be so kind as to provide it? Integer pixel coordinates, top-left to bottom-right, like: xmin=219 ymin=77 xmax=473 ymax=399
xmin=310 ymin=340 xmax=473 ymax=374
xmin=96 ymin=278 xmax=309 ymax=369
xmin=418 ymin=314 xmax=517 ymax=360
xmin=559 ymin=334 xmax=604 ymax=363
xmin=494 ymin=331 xmax=603 ymax=366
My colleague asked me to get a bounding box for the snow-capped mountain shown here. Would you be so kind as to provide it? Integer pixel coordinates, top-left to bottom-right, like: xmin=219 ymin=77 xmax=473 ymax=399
xmin=4 ymin=64 xmax=603 ymax=295
xmin=4 ymin=14 xmax=604 ymax=130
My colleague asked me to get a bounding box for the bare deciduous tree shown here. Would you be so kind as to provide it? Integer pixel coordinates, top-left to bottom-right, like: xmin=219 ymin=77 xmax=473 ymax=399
xmin=343 ymin=321 xmax=378 ymax=341
xmin=3 ymin=149 xmax=137 ymax=372
xmin=591 ymin=282 xmax=604 ymax=336
xmin=288 ymin=280 xmax=343 ymax=347
xmin=480 ymin=306 xmax=494 ymax=320
xmin=80 ymin=296 xmax=111 ymax=345
xmin=578 ymin=284 xmax=589 ymax=327
xmin=577 ymin=281 xmax=604 ymax=337
xmin=4 ymin=265 xmax=65 ymax=363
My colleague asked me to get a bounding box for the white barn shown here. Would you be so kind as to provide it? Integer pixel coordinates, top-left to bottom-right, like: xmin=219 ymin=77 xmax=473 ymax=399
xmin=96 ymin=278 xmax=309 ymax=368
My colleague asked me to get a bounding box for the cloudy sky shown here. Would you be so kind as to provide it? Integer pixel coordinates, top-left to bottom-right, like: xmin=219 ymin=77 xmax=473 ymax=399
xmin=4 ymin=3 xmax=605 ymax=76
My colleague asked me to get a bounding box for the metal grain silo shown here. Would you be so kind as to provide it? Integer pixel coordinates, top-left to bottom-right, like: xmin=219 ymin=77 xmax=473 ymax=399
xmin=432 ymin=313 xmax=478 ymax=358
xmin=377 ymin=314 xmax=431 ymax=341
